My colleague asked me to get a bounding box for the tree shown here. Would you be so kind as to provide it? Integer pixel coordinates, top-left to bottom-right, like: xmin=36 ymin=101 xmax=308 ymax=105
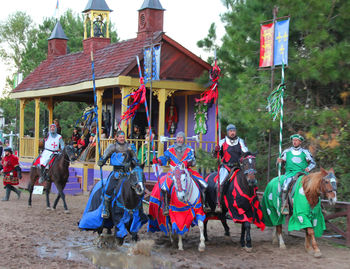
xmin=197 ymin=0 xmax=350 ymax=200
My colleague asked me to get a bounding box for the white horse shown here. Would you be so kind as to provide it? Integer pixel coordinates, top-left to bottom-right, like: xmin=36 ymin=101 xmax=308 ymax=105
xmin=169 ymin=163 xmax=206 ymax=251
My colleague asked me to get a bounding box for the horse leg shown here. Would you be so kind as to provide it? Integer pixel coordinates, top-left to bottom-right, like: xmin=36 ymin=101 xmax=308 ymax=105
xmin=178 ymin=234 xmax=184 ymax=251
xmin=131 ymin=232 xmax=139 ymax=242
xmin=52 ymin=193 xmax=61 ymax=210
xmin=198 ymin=220 xmax=206 ymax=252
xmin=240 ymin=223 xmax=246 ymax=248
xmin=56 ymin=185 xmax=69 ymax=213
xmin=306 ymin=227 xmax=322 ymax=258
xmin=304 ymin=229 xmax=313 ymax=255
xmin=28 ymin=181 xmax=34 ymax=208
xmin=276 ymin=225 xmax=286 ymax=249
xmin=221 ymin=215 xmax=230 ymax=237
xmin=244 ymin=222 xmax=252 ymax=251
xmin=46 ymin=182 xmax=52 ymax=210
xmin=204 ymin=220 xmax=209 ymax=242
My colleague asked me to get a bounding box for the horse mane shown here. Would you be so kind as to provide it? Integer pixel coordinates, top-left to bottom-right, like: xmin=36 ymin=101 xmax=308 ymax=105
xmin=302 ymin=169 xmax=327 ymax=208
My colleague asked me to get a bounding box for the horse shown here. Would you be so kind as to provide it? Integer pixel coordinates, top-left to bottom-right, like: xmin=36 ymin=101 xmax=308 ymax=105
xmin=79 ymin=163 xmax=148 ymax=246
xmin=203 ymin=152 xmax=265 ymax=251
xmin=28 ymin=145 xmax=77 ymax=212
xmin=261 ymin=168 xmax=337 ymax=257
xmin=148 ymin=163 xmax=206 ymax=251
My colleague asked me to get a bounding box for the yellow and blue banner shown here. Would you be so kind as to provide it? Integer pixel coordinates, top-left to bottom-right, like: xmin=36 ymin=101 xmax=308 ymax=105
xmin=274 ymin=19 xmax=290 ymax=66
xmin=144 ymin=44 xmax=161 ymax=83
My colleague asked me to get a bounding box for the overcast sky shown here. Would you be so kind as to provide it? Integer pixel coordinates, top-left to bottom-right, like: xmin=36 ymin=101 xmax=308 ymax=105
xmin=0 ymin=0 xmax=227 ymax=95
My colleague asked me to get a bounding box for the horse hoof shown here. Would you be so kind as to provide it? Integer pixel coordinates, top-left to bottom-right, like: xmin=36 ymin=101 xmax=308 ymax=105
xmin=314 ymin=251 xmax=322 ymax=258
xmin=279 ymin=244 xmax=286 ymax=250
xmin=64 ymin=210 xmax=70 ymax=214
xmin=46 ymin=207 xmax=51 ymax=211
xmin=306 ymin=248 xmax=314 ymax=255
xmin=244 ymin=246 xmax=252 ymax=253
xmin=178 ymin=247 xmax=184 ymax=251
xmin=198 ymin=244 xmax=205 ymax=252
xmin=28 ymin=205 xmax=32 ymax=208
xmin=224 ymin=231 xmax=230 ymax=237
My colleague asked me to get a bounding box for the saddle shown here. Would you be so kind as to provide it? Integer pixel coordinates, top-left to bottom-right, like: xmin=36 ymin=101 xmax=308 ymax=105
xmin=32 ymin=153 xmax=59 ymax=170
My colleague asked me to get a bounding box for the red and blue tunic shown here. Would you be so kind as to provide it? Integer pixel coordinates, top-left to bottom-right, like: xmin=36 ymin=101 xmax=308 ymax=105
xmin=158 ymin=145 xmax=205 ymax=186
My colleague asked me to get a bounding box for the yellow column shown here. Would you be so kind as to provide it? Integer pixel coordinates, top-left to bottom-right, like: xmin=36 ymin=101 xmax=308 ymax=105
xmin=95 ymin=89 xmax=104 ymax=162
xmin=155 ymin=89 xmax=175 ymax=156
xmin=34 ymin=98 xmax=40 ymax=156
xmin=90 ymin=11 xmax=94 ymax=38
xmin=84 ymin=14 xmax=87 ymax=39
xmin=184 ymin=95 xmax=188 ymax=137
xmin=19 ymin=99 xmax=25 ymax=157
xmin=120 ymin=87 xmax=132 ymax=135
xmin=106 ymin=13 xmax=110 ymax=38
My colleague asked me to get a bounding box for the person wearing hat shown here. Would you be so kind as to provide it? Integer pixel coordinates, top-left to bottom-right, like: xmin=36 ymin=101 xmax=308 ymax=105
xmin=153 ymin=131 xmax=209 ymax=215
xmin=277 ymin=133 xmax=316 ymax=215
xmin=37 ymin=123 xmax=65 ymax=183
xmin=98 ymin=130 xmax=139 ymax=219
xmin=214 ymin=124 xmax=249 ymax=213
xmin=1 ymin=147 xmax=22 ymax=201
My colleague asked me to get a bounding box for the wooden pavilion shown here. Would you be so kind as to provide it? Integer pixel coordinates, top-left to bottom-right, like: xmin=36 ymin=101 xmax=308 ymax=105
xmin=11 ymin=0 xmax=216 ymax=194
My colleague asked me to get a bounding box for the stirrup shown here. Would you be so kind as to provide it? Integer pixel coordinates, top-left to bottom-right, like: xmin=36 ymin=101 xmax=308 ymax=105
xmin=101 ymin=209 xmax=110 ymax=219
xmin=203 ymin=204 xmax=211 ymax=213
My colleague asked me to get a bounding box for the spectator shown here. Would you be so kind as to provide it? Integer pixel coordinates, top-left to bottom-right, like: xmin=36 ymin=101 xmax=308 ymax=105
xmin=71 ymin=127 xmax=81 ymax=148
xmin=54 ymin=119 xmax=62 ymax=135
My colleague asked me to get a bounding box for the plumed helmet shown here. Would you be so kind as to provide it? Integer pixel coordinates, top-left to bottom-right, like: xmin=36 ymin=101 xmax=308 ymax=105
xmin=4 ymin=146 xmax=12 ymax=153
xmin=290 ymin=134 xmax=304 ymax=142
xmin=226 ymin=124 xmax=236 ymax=132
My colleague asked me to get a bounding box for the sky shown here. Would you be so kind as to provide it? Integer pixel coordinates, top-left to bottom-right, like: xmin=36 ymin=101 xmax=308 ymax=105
xmin=0 ymin=0 xmax=228 ymax=96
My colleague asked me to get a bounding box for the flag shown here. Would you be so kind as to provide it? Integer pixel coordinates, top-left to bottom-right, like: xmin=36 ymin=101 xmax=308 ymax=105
xmin=273 ymin=19 xmax=290 ymax=66
xmin=259 ymin=23 xmax=274 ymax=67
xmin=54 ymin=0 xmax=59 ymax=18
xmin=144 ymin=44 xmax=161 ymax=83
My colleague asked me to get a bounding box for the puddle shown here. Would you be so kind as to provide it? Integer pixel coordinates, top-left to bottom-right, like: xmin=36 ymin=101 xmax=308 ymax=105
xmin=36 ymin=233 xmax=173 ymax=269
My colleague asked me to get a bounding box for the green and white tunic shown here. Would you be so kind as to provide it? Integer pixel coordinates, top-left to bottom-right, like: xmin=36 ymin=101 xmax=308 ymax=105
xmin=281 ymin=146 xmax=315 ymax=173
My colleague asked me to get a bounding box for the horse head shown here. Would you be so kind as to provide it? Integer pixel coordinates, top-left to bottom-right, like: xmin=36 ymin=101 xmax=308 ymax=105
xmin=172 ymin=163 xmax=192 ymax=203
xmin=129 ymin=163 xmax=145 ymax=196
xmin=64 ymin=145 xmax=77 ymax=162
xmin=240 ymin=152 xmax=257 ymax=187
xmin=320 ymin=168 xmax=337 ymax=205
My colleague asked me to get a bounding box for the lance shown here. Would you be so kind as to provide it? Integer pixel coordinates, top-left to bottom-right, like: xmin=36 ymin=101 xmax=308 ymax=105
xmin=214 ymin=49 xmax=221 ymax=210
xmin=135 ymin=56 xmax=160 ymax=182
xmin=90 ymin=52 xmax=105 ymax=195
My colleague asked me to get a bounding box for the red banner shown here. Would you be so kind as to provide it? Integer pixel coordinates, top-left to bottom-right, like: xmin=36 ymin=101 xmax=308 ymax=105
xmin=259 ymin=23 xmax=274 ymax=67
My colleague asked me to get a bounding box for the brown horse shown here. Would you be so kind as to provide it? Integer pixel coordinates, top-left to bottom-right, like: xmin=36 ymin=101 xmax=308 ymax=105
xmin=28 ymin=145 xmax=77 ymax=212
xmin=262 ymin=168 xmax=337 ymax=257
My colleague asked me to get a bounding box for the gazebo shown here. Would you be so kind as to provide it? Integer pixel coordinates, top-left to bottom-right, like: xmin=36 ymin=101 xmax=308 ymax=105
xmin=11 ymin=0 xmax=216 ymax=194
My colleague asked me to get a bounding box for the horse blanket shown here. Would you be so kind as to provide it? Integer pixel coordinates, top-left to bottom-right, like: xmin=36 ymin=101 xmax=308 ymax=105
xmin=78 ymin=172 xmax=148 ymax=238
xmin=262 ymin=174 xmax=325 ymax=237
xmin=148 ymin=172 xmax=206 ymax=235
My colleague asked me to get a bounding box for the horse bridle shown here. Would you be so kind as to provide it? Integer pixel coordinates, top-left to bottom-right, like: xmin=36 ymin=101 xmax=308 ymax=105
xmin=322 ymin=172 xmax=337 ymax=193
xmin=241 ymin=155 xmax=257 ymax=175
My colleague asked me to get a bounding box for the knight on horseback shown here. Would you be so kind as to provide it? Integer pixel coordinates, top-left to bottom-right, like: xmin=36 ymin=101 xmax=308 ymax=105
xmin=98 ymin=130 xmax=139 ymax=219
xmin=213 ymin=124 xmax=249 ymax=213
xmin=277 ymin=134 xmax=316 ymax=215
xmin=153 ymin=131 xmax=209 ymax=215
xmin=38 ymin=123 xmax=65 ymax=183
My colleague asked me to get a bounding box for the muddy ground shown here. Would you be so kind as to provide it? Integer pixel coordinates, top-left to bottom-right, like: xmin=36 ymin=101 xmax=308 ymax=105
xmin=0 ymin=187 xmax=349 ymax=269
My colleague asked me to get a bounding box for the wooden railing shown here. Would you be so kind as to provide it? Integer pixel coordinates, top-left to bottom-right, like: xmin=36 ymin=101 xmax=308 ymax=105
xmin=20 ymin=137 xmax=35 ymax=158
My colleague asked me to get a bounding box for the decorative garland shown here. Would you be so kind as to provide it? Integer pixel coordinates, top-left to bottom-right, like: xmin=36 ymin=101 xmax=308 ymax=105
xmin=194 ymin=102 xmax=208 ymax=135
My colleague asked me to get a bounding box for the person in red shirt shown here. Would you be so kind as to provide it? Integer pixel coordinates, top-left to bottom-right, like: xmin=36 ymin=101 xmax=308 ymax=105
xmin=1 ymin=147 xmax=21 ymax=201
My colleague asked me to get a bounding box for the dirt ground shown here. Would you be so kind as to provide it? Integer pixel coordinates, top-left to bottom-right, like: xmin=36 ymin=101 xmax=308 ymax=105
xmin=0 ymin=186 xmax=349 ymax=269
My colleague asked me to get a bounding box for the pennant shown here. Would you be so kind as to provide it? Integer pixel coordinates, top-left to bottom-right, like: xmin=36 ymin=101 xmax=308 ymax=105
xmin=195 ymin=61 xmax=220 ymax=104
xmin=273 ymin=19 xmax=290 ymax=66
xmin=259 ymin=23 xmax=274 ymax=67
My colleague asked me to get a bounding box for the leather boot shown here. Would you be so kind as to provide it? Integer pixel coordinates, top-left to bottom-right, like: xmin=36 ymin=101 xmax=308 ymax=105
xmin=1 ymin=186 xmax=11 ymax=201
xmin=101 ymin=196 xmax=111 ymax=219
xmin=39 ymin=166 xmax=46 ymax=184
xmin=162 ymin=190 xmax=169 ymax=216
xmin=281 ymin=190 xmax=289 ymax=215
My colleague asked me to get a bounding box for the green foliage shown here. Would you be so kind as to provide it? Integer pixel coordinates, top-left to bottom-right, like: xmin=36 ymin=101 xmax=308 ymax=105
xmin=197 ymin=0 xmax=350 ymax=201
xmin=196 ymin=148 xmax=218 ymax=172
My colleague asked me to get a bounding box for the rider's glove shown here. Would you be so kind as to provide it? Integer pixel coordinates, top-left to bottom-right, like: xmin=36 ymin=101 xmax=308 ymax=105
xmin=97 ymin=158 xmax=106 ymax=167
xmin=214 ymin=145 xmax=220 ymax=153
